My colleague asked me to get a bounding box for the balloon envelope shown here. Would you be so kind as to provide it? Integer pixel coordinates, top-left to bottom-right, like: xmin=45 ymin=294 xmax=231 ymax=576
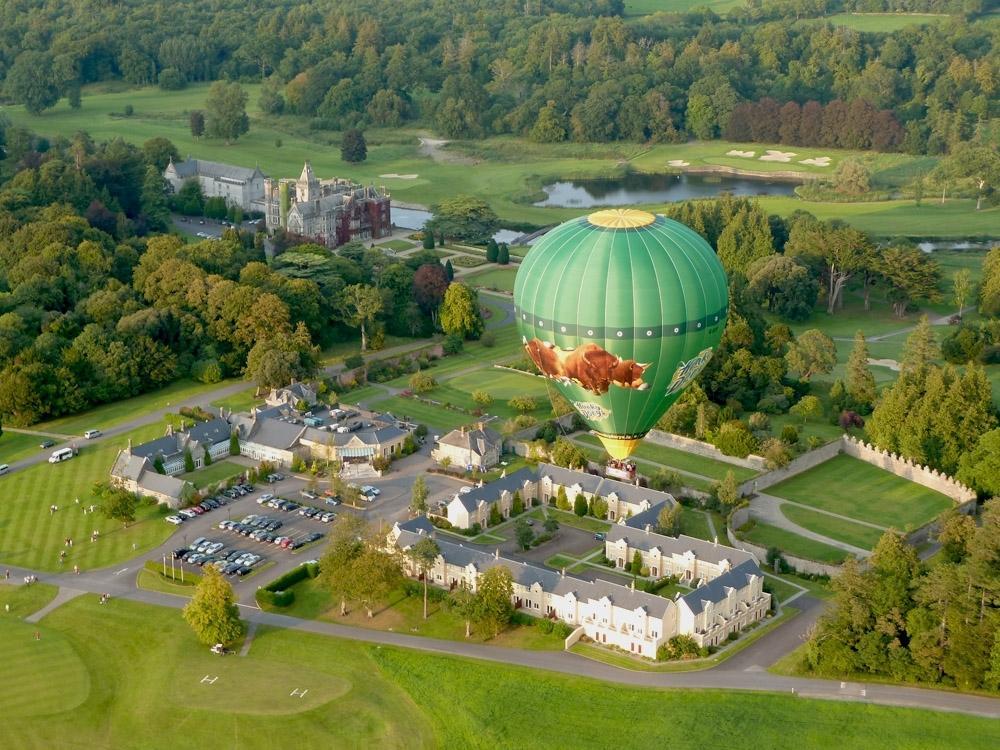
xmin=513 ymin=209 xmax=728 ymax=459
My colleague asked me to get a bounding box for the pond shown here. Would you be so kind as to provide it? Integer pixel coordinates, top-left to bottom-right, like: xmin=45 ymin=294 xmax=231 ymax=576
xmin=391 ymin=206 xmax=531 ymax=245
xmin=533 ymin=172 xmax=800 ymax=208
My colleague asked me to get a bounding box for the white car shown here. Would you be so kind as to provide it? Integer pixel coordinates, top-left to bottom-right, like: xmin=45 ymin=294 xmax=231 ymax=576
xmin=258 ymin=493 xmax=274 ymax=504
xmin=83 ymin=429 xmax=102 ymax=439
xmin=360 ymin=485 xmax=380 ymax=496
xmin=165 ymin=515 xmax=184 ymax=525
xmin=459 ymin=487 xmax=472 ymax=495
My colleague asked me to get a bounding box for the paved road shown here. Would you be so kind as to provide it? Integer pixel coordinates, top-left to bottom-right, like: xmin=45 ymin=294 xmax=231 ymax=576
xmin=749 ymin=493 xmax=873 ymax=558
xmin=7 ymin=561 xmax=1000 ymax=719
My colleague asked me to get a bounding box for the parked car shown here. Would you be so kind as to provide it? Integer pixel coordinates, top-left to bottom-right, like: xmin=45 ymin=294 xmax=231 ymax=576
xmin=165 ymin=515 xmax=184 ymax=525
xmin=83 ymin=429 xmax=102 ymax=439
xmin=320 ymin=512 xmax=335 ymax=523
xmin=360 ymin=485 xmax=380 ymax=496
xmin=178 ymin=509 xmax=197 ymax=519
xmin=300 ymin=490 xmax=318 ymax=501
xmin=172 ymin=548 xmax=189 ymax=559
xmin=459 ymin=487 xmax=472 ymax=495
xmin=325 ymin=496 xmax=341 ymax=506
xmin=39 ymin=439 xmax=55 ymax=449
xmin=594 ymin=532 xmax=606 ymax=541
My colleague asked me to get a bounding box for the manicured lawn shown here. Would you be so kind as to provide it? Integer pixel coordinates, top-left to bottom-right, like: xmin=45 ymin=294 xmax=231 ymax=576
xmin=32 ymin=378 xmax=238 ymax=435
xmin=259 ymin=578 xmax=565 ymax=651
xmin=339 ymin=383 xmax=390 ymax=406
xmin=0 ymin=582 xmax=59 ymax=617
xmin=449 ymin=254 xmax=488 ymax=267
xmin=546 ymin=509 xmax=612 ymax=534
xmin=0 ymin=431 xmax=61 ymax=465
xmin=0 ymin=618 xmax=91 ymax=719
xmin=780 ymin=504 xmax=886 ymax=550
xmin=545 ymin=554 xmax=579 ymax=569
xmin=180 ymin=459 xmax=245 ymax=489
xmin=625 ymin=0 xmax=741 ymax=15
xmin=435 ymin=368 xmax=552 ymax=420
xmin=0 ymin=424 xmax=176 ymax=571
xmin=762 ymin=575 xmax=802 ymax=607
xmin=767 ymin=454 xmax=953 ymax=530
xmin=815 ymin=12 xmax=947 ymax=32
xmin=136 ymin=568 xmax=200 ymax=598
xmin=368 ymin=395 xmax=475 ymax=431
xmin=5 ymin=595 xmax=996 ymax=748
xmin=380 ymin=239 xmax=415 ymax=252
xmin=740 ymin=522 xmax=850 ymax=565
xmin=678 ymin=508 xmax=714 ymax=541
xmin=573 ymin=433 xmax=757 ymax=482
xmin=463 ymin=267 xmax=518 ymax=292
xmin=209 ymin=387 xmax=261 ymax=413
xmin=320 ymin=335 xmax=413 ymax=364
xmin=767 ymin=413 xmax=846 ymax=447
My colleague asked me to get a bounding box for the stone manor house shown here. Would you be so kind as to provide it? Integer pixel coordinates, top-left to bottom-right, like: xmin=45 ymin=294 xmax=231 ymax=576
xmin=391 ymin=514 xmax=770 ymax=656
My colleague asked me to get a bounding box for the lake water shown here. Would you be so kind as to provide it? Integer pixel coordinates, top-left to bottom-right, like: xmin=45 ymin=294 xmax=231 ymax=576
xmin=533 ymin=172 xmax=800 ymax=208
xmin=392 ymin=206 xmax=532 ymax=245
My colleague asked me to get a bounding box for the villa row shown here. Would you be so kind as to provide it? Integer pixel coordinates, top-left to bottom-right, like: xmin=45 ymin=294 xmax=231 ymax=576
xmin=445 ymin=462 xmax=678 ymax=529
xmin=391 ymin=516 xmax=771 ymax=655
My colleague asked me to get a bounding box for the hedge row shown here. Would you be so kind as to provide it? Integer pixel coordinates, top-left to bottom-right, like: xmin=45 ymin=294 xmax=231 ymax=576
xmin=255 ymin=561 xmax=320 ymax=608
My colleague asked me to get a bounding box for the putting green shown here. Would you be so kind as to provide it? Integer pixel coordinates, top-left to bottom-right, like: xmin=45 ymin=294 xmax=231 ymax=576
xmin=0 ymin=620 xmax=90 ymax=717
xmin=169 ymin=656 xmax=351 ymax=715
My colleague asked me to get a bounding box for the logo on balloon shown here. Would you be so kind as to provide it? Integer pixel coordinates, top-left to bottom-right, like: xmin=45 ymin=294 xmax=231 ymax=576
xmin=572 ymin=401 xmax=610 ymax=421
xmin=665 ymin=348 xmax=714 ymax=396
xmin=523 ymin=338 xmax=651 ymax=396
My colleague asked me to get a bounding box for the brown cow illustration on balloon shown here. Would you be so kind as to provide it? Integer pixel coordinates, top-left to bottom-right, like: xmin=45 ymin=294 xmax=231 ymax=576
xmin=524 ymin=338 xmax=650 ymax=395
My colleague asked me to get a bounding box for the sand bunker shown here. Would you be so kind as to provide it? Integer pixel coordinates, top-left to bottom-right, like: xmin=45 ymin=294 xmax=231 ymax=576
xmin=667 ymin=159 xmax=690 ymax=167
xmin=759 ymin=150 xmax=796 ymax=162
xmin=726 ymin=150 xmax=756 ymax=158
xmin=798 ymin=157 xmax=831 ymax=167
xmin=868 ymin=358 xmax=900 ymax=371
xmin=379 ymin=173 xmax=419 ymax=179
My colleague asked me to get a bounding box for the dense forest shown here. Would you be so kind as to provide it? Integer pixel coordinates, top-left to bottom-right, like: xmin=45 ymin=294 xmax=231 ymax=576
xmin=0 ymin=0 xmax=996 ymax=154
xmin=0 ymin=124 xmax=451 ymax=426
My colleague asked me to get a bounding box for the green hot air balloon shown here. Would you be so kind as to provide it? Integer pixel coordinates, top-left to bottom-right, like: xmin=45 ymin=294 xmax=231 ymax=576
xmin=513 ymin=209 xmax=728 ymax=460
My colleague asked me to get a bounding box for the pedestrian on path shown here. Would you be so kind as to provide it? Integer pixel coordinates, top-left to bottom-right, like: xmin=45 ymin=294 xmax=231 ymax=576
xmin=34 ymin=630 xmax=40 ymax=640
xmin=73 ymin=565 xmax=80 ymax=575
xmin=4 ymin=569 xmax=9 ymax=581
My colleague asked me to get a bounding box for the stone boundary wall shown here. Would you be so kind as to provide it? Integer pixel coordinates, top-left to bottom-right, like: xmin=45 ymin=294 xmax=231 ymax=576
xmin=727 ymin=514 xmax=842 ymax=577
xmin=741 ymin=435 xmax=977 ymax=507
xmin=564 ymin=625 xmax=586 ymax=650
xmin=646 ymin=430 xmax=767 ymax=472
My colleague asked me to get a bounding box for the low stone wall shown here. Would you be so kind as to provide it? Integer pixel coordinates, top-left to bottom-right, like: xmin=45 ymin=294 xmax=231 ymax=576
xmin=738 ymin=439 xmax=842 ymax=496
xmin=564 ymin=625 xmax=586 ymax=650
xmin=726 ymin=518 xmax=842 ymax=577
xmin=646 ymin=430 xmax=767 ymax=472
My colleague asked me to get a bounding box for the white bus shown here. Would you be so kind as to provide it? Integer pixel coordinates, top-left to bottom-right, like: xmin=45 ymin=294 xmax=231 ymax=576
xmin=48 ymin=447 xmax=74 ymax=464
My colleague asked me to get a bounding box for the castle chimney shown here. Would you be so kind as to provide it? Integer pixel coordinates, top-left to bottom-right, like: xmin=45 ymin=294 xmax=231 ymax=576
xmin=644 ymin=523 xmax=651 ymax=534
xmin=127 ymin=438 xmax=133 ymax=452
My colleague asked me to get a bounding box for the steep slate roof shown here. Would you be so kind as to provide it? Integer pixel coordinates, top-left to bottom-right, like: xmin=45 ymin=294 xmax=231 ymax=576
xmin=395 ymin=516 xmax=435 ymax=535
xmin=111 ymin=450 xmax=147 ymax=482
xmin=437 ymin=426 xmax=502 ymax=457
xmin=300 ymin=425 xmax=407 ymax=447
xmin=678 ymin=559 xmax=763 ymax=615
xmin=537 ymin=463 xmax=675 ymax=508
xmin=605 ymin=524 xmax=757 ymax=567
xmin=450 ymin=467 xmax=536 ymax=512
xmin=188 ymin=418 xmax=232 ymax=446
xmin=393 ymin=530 xmax=672 ymax=618
xmin=623 ymin=501 xmax=670 ymax=531
xmin=245 ymin=418 xmax=305 ymax=450
xmin=138 ymin=470 xmax=188 ymax=499
xmin=170 ymin=158 xmax=264 ymax=183
xmin=129 ymin=434 xmax=181 ymax=461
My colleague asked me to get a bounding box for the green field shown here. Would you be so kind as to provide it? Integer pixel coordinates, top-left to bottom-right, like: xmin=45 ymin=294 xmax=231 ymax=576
xmin=740 ymin=521 xmax=850 ymax=564
xmin=210 ymin=387 xmax=261 ymax=413
xmin=624 ymin=0 xmax=741 ymax=15
xmin=381 ymin=239 xmax=416 ymax=252
xmin=32 ymin=378 xmax=238 ymax=435
xmin=1 ymin=595 xmax=993 ymax=748
xmin=0 ymin=431 xmax=62 ymax=465
xmin=780 ymin=504 xmax=886 ymax=551
xmin=0 ymin=423 xmax=176 ymax=571
xmin=762 ymin=575 xmax=802 ymax=606
xmin=5 ymin=83 xmax=987 ymax=236
xmin=816 ymin=13 xmax=948 ymax=32
xmin=180 ymin=459 xmax=245 ymax=489
xmin=463 ymin=267 xmax=518 ymax=292
xmin=369 ymin=395 xmax=479 ymax=431
xmin=574 ymin=433 xmax=756 ymax=482
xmin=767 ymin=454 xmax=953 ymax=530
xmin=0 ymin=581 xmax=59 ymax=617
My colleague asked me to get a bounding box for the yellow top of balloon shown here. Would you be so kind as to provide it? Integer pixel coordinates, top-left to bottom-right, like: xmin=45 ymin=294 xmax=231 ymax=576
xmin=586 ymin=208 xmax=656 ymax=229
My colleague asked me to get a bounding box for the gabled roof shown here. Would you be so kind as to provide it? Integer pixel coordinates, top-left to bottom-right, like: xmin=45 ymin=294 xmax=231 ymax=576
xmin=450 ymin=467 xmax=536 ymax=512
xmin=678 ymin=559 xmax=763 ymax=615
xmin=245 ymin=418 xmax=305 ymax=450
xmin=623 ymin=501 xmax=669 ymax=531
xmin=187 ymin=418 xmax=232 ymax=446
xmin=395 ymin=516 xmax=435 ymax=535
xmin=169 ymin=158 xmax=265 ymax=183
xmin=111 ymin=450 xmax=147 ymax=482
xmin=300 ymin=425 xmax=407 ymax=447
xmin=437 ymin=426 xmax=502 ymax=457
xmin=537 ymin=462 xmax=674 ymax=508
xmin=605 ymin=524 xmax=757 ymax=568
xmin=137 ymin=470 xmax=188 ymax=499
xmin=129 ymin=434 xmax=182 ymax=462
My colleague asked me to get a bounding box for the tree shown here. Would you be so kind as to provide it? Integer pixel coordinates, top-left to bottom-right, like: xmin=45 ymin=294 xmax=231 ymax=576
xmin=318 ymin=515 xmax=368 ymax=615
xmin=474 ymin=566 xmax=513 ymax=638
xmin=511 ymin=490 xmax=524 ymax=516
xmin=508 ymin=396 xmax=536 ymax=413
xmin=205 ymin=81 xmax=250 ymax=143
xmin=93 ymin=481 xmax=137 ymax=527
xmin=189 ymin=110 xmax=205 ymax=138
xmin=589 ymin=496 xmax=608 ymax=519
xmin=515 ymin=518 xmax=534 ymax=550
xmin=746 ymin=254 xmax=818 ymax=321
xmin=656 ymin=503 xmax=682 ymax=536
xmin=790 ymin=394 xmax=823 ymax=424
xmin=934 ymin=143 xmax=1000 ymax=211
xmin=449 ymin=582 xmax=479 ymax=638
xmin=427 ymin=196 xmax=499 ymax=243
xmin=410 ymin=475 xmax=428 ymax=514
xmin=980 ymin=247 xmax=1000 ymax=317
xmin=339 ymin=284 xmax=383 ymax=351
xmin=573 ymin=493 xmax=588 ymax=517
xmin=229 ymin=431 xmax=240 ymax=456
xmin=407 ymin=537 xmax=440 ymax=620
xmin=413 ymin=263 xmax=449 ymax=323
xmin=631 ymin=549 xmax=644 ymax=575
xmin=936 ymin=509 xmax=976 ymax=563
xmin=846 ymin=331 xmax=877 ymax=412
xmin=957 ymin=429 xmax=1000 ymax=498
xmin=444 ymin=259 xmax=454 ymax=281
xmin=341 ymin=128 xmax=367 ymax=163
xmin=173 ymin=178 xmax=204 ymax=215
xmin=408 ymin=372 xmax=436 ymax=393
xmin=785 ymin=329 xmax=836 ymax=381
xmin=422 ymin=232 xmax=435 ymax=250
xmin=142 ymin=137 xmax=181 ymax=171
xmin=543 ymin=516 xmax=559 ymax=534
xmin=787 ymin=222 xmax=875 ymax=314
xmin=952 ymin=269 xmax=973 ymax=318
xmin=832 ymin=158 xmax=872 ymax=195
xmin=439 ymin=283 xmax=484 ymax=340
xmin=529 ymin=101 xmax=567 ymax=143
xmin=4 ymin=51 xmax=60 ymax=114
xmin=183 ymin=567 xmax=244 ymax=646
xmin=485 ymin=239 xmax=498 ymax=263
xmin=715 ymin=470 xmax=740 ymax=507
xmin=140 ymin=165 xmax=170 ymax=231
xmin=350 ymin=547 xmax=403 ymax=619
xmin=472 ymin=390 xmax=493 ymax=407
xmin=496 ymin=244 xmax=510 ymax=265
xmin=488 ymin=503 xmax=502 ymax=526
xmin=549 ymin=438 xmax=586 ymax=469
xmin=899 ymin=316 xmax=939 ymax=377
xmin=878 ymin=243 xmax=942 ymax=318
xmin=555 ymin=486 xmax=570 ymax=511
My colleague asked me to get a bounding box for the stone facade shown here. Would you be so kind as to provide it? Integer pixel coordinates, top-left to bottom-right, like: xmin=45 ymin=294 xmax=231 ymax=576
xmin=433 ymin=425 xmax=502 ymax=471
xmin=164 ymin=158 xmax=266 ymax=211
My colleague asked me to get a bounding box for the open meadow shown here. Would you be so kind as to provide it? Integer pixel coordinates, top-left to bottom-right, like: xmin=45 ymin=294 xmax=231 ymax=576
xmin=4 ymin=84 xmax=994 ymax=236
